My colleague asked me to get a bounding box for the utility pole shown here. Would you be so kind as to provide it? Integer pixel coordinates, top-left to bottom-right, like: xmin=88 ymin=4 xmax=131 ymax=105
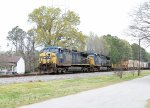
xmin=138 ymin=36 xmax=150 ymax=76
xmin=138 ymin=39 xmax=141 ymax=76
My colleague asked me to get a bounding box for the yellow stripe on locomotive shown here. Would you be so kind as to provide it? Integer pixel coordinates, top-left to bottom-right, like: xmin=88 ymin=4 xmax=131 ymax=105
xmin=88 ymin=56 xmax=95 ymax=65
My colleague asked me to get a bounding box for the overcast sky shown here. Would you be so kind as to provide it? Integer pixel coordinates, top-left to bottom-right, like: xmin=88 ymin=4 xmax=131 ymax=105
xmin=0 ymin=0 xmax=148 ymax=51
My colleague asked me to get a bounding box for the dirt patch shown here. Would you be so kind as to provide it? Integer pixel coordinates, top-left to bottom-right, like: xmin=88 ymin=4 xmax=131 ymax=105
xmin=147 ymin=99 xmax=150 ymax=108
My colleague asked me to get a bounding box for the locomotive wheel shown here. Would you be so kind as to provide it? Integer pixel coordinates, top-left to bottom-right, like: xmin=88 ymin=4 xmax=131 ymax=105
xmin=57 ymin=68 xmax=62 ymax=74
xmin=85 ymin=68 xmax=88 ymax=72
xmin=90 ymin=67 xmax=94 ymax=72
xmin=98 ymin=67 xmax=101 ymax=72
xmin=81 ymin=67 xmax=84 ymax=72
xmin=53 ymin=67 xmax=57 ymax=73
xmin=62 ymin=68 xmax=67 ymax=73
xmin=81 ymin=67 xmax=86 ymax=72
xmin=88 ymin=68 xmax=92 ymax=72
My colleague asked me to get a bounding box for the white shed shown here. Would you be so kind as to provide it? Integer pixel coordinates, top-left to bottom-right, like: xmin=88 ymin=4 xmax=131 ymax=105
xmin=16 ymin=57 xmax=25 ymax=74
xmin=0 ymin=56 xmax=25 ymax=74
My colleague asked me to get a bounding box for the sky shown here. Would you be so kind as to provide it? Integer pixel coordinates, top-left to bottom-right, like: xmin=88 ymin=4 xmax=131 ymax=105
xmin=0 ymin=0 xmax=149 ymax=52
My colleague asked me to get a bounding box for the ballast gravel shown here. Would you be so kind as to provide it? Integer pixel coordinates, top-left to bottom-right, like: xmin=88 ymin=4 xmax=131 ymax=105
xmin=0 ymin=72 xmax=114 ymax=85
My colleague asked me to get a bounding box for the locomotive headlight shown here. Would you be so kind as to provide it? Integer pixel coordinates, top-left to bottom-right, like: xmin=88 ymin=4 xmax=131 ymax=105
xmin=43 ymin=56 xmax=50 ymax=59
xmin=43 ymin=56 xmax=47 ymax=59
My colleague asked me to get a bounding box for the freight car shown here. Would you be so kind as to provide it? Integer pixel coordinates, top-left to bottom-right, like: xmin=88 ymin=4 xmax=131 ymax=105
xmin=39 ymin=46 xmax=111 ymax=73
xmin=112 ymin=60 xmax=149 ymax=70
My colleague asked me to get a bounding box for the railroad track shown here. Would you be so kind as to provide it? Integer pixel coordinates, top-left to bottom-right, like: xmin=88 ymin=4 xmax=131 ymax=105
xmin=0 ymin=70 xmax=110 ymax=78
xmin=0 ymin=71 xmax=114 ymax=85
xmin=0 ymin=69 xmax=140 ymax=79
xmin=0 ymin=73 xmax=46 ymax=78
xmin=0 ymin=70 xmax=146 ymax=85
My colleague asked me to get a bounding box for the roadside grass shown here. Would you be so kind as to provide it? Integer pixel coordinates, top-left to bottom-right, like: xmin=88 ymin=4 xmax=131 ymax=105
xmin=0 ymin=71 xmax=150 ymax=108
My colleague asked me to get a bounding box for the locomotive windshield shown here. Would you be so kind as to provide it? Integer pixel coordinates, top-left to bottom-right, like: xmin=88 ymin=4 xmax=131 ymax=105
xmin=42 ymin=47 xmax=59 ymax=53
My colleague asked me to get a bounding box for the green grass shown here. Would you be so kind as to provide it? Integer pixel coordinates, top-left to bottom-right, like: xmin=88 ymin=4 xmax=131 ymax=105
xmin=0 ymin=71 xmax=150 ymax=108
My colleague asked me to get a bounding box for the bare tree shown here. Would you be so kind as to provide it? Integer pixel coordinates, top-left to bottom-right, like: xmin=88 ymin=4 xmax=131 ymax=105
xmin=7 ymin=26 xmax=26 ymax=55
xmin=24 ymin=29 xmax=37 ymax=72
xmin=86 ymin=32 xmax=109 ymax=55
xmin=129 ymin=1 xmax=150 ymax=42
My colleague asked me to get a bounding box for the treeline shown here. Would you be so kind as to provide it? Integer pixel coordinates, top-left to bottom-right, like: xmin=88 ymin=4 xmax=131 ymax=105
xmin=86 ymin=34 xmax=150 ymax=64
xmin=2 ymin=6 xmax=150 ymax=72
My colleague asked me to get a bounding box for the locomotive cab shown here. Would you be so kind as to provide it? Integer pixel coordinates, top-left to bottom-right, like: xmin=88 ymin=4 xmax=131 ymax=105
xmin=39 ymin=46 xmax=59 ymax=65
xmin=39 ymin=52 xmax=57 ymax=65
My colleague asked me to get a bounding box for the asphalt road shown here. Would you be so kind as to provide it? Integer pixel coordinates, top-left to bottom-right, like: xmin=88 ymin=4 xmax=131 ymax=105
xmin=20 ymin=75 xmax=150 ymax=108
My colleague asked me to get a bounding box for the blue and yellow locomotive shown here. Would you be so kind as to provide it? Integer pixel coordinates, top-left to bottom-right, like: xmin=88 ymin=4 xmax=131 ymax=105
xmin=39 ymin=46 xmax=111 ymax=73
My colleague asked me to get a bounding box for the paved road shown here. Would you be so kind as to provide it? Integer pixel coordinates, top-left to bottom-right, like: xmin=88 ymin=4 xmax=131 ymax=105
xmin=20 ymin=75 xmax=150 ymax=108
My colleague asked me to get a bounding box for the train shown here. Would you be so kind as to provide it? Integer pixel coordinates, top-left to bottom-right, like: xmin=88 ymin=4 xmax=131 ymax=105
xmin=39 ymin=46 xmax=149 ymax=74
xmin=39 ymin=46 xmax=111 ymax=73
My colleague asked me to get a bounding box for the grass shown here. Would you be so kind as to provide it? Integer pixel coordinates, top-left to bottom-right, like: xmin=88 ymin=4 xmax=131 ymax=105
xmin=0 ymin=71 xmax=150 ymax=108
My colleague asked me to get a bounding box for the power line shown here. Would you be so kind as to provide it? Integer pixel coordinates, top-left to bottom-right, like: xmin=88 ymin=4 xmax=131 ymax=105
xmin=46 ymin=0 xmax=70 ymax=13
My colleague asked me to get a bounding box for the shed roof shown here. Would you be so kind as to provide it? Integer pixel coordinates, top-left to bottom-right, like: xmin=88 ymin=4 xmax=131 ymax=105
xmin=0 ymin=56 xmax=22 ymax=66
xmin=0 ymin=62 xmax=16 ymax=66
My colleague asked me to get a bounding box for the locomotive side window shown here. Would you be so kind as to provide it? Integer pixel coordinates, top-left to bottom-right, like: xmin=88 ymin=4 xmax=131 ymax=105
xmin=43 ymin=48 xmax=49 ymax=52
xmin=50 ymin=48 xmax=59 ymax=52
xmin=42 ymin=47 xmax=59 ymax=53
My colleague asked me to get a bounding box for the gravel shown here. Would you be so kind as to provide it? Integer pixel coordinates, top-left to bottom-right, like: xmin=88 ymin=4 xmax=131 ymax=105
xmin=0 ymin=72 xmax=113 ymax=85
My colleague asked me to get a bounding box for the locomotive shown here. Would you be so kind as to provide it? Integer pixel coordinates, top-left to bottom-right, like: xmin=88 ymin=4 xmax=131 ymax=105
xmin=39 ymin=46 xmax=111 ymax=73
